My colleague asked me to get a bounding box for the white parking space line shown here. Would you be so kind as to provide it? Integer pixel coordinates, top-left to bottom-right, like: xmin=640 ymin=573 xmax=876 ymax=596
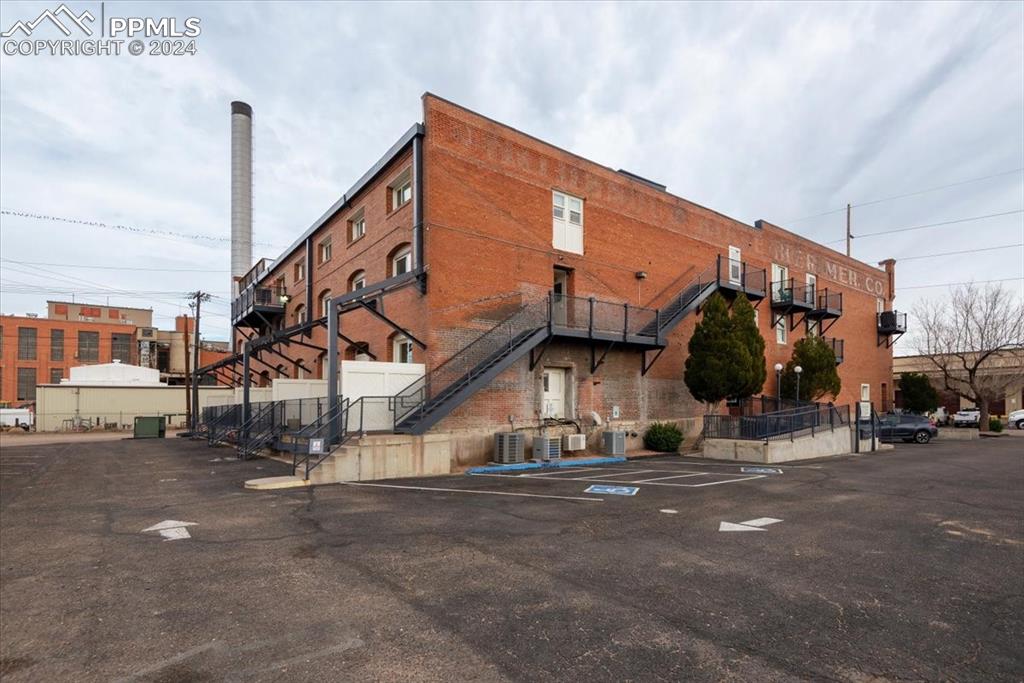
xmin=469 ymin=472 xmax=767 ymax=488
xmin=571 ymin=469 xmax=659 ymax=481
xmin=631 ymin=473 xmax=710 ymax=482
xmin=687 ymin=475 xmax=769 ymax=487
xmin=343 ymin=481 xmax=605 ymax=502
xmin=522 ymin=467 xmax=614 ymax=477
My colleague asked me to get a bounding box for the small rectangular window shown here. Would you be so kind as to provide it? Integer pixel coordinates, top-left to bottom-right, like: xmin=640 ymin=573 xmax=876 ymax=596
xmin=392 ymin=248 xmax=413 ymax=276
xmin=49 ymin=368 xmax=63 ymax=384
xmin=78 ymin=331 xmax=100 ymax=362
xmin=294 ymin=261 xmax=305 ymax=282
xmin=393 ymin=337 xmax=414 ymax=363
xmin=552 ymin=190 xmax=584 ymax=255
xmin=17 ymin=327 xmax=37 ymax=361
xmin=389 ymin=168 xmax=412 ymax=211
xmin=348 ymin=209 xmax=366 ymax=242
xmin=17 ymin=367 xmax=36 ymax=401
xmin=775 ymin=318 xmax=787 ymax=344
xmin=319 ymin=238 xmax=332 ymax=264
xmin=51 ymin=329 xmax=64 ymax=361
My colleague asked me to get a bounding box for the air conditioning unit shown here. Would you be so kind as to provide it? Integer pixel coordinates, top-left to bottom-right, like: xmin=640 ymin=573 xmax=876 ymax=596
xmin=493 ymin=432 xmax=525 ymax=465
xmin=602 ymin=431 xmax=626 ymax=456
xmin=137 ymin=327 xmax=156 ymax=339
xmin=532 ymin=436 xmax=561 ymax=462
xmin=562 ymin=434 xmax=586 ymax=452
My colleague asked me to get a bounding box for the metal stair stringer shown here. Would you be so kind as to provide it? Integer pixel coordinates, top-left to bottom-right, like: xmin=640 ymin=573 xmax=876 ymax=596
xmin=396 ymin=326 xmax=551 ymax=435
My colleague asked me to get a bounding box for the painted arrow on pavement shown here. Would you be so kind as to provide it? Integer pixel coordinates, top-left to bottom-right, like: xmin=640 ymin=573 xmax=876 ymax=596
xmin=719 ymin=517 xmax=783 ymax=532
xmin=142 ymin=520 xmax=197 ymax=541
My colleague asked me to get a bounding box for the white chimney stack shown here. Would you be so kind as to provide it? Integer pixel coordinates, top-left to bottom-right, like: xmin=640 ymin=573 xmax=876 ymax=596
xmin=230 ymin=101 xmax=253 ymax=296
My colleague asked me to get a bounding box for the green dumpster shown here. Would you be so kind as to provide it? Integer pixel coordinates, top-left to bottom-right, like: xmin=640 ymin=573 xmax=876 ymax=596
xmin=134 ymin=416 xmax=166 ymax=439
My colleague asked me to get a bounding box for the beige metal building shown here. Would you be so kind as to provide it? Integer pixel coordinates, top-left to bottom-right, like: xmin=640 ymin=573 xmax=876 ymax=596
xmin=893 ymin=350 xmax=1024 ymax=416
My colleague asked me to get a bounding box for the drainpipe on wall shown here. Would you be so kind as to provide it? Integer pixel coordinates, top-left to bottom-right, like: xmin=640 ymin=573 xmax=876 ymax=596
xmin=304 ymin=235 xmax=314 ymax=332
xmin=412 ymin=133 xmax=426 ymax=294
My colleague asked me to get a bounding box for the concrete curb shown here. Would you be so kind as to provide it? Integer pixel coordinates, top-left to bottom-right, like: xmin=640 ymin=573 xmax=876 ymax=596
xmin=244 ymin=475 xmax=309 ymax=490
xmin=467 ymin=456 xmax=626 ymax=474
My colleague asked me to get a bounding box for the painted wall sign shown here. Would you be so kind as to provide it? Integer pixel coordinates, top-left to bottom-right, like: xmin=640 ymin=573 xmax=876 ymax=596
xmin=585 ymin=485 xmax=638 ymax=496
xmin=770 ymin=243 xmax=886 ymax=297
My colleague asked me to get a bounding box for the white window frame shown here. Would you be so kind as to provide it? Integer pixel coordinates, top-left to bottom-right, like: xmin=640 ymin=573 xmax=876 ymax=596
xmin=776 ymin=317 xmax=787 ymax=344
xmin=349 ymin=209 xmax=366 ymax=242
xmin=393 ymin=336 xmax=414 ymax=363
xmin=728 ymin=246 xmax=742 ymax=284
xmin=392 ymin=246 xmax=413 ymax=276
xmin=876 ymin=297 xmax=885 ymax=314
xmin=390 ymin=168 xmax=412 ymax=211
xmin=295 ymin=304 xmax=307 ymax=325
xmin=319 ymin=238 xmax=332 ymax=264
xmin=771 ymin=263 xmax=789 ymax=300
xmin=294 ymin=261 xmax=305 ymax=283
xmin=552 ymin=190 xmax=584 ymax=255
xmin=320 ymin=291 xmax=332 ymax=318
xmin=805 ymin=273 xmax=817 ymax=306
xmin=350 ymin=270 xmax=366 ymax=292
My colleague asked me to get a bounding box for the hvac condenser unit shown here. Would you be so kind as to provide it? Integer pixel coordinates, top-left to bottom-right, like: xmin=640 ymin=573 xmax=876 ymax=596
xmin=562 ymin=434 xmax=587 ymax=452
xmin=493 ymin=432 xmax=525 ymax=465
xmin=602 ymin=431 xmax=626 ymax=456
xmin=532 ymin=436 xmax=562 ymax=461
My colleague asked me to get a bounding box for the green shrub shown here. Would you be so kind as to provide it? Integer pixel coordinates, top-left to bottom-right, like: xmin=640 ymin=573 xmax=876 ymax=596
xmin=988 ymin=417 xmax=1003 ymax=433
xmin=644 ymin=422 xmax=683 ymax=452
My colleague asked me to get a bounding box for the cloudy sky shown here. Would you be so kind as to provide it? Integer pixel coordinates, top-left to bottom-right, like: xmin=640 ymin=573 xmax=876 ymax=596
xmin=1 ymin=0 xmax=1022 ymax=350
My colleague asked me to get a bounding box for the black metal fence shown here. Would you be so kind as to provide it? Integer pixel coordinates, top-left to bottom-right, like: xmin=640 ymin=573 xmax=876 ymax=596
xmin=704 ymin=402 xmax=850 ymax=442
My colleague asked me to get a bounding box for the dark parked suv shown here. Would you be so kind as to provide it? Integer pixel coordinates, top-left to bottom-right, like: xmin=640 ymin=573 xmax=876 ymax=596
xmin=876 ymin=414 xmax=939 ymax=444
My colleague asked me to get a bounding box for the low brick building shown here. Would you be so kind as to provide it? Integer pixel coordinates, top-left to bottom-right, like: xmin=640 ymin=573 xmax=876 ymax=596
xmin=216 ymin=94 xmax=901 ymax=464
xmin=1 ymin=302 xmax=230 ymax=407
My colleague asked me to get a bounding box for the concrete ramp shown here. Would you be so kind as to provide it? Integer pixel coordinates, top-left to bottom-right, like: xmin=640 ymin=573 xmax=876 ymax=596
xmin=702 ymin=425 xmax=853 ymax=464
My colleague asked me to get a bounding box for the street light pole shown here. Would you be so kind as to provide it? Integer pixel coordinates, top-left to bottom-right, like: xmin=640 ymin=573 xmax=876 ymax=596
xmin=774 ymin=363 xmax=783 ymax=405
xmin=795 ymin=365 xmax=803 ymax=402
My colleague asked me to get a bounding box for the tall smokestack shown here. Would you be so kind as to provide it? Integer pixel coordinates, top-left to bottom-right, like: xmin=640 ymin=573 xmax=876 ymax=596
xmin=230 ymin=101 xmax=253 ymax=296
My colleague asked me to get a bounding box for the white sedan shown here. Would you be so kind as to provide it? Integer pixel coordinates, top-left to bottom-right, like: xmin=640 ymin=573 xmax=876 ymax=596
xmin=1009 ymin=409 xmax=1024 ymax=430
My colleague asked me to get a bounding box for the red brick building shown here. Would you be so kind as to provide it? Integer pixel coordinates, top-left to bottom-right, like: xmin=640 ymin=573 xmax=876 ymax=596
xmin=1 ymin=303 xmax=231 ymax=407
xmin=218 ymin=94 xmax=900 ymax=463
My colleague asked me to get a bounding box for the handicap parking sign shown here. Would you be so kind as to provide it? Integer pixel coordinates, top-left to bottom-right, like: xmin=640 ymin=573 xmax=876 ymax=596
xmin=585 ymin=484 xmax=638 ymax=496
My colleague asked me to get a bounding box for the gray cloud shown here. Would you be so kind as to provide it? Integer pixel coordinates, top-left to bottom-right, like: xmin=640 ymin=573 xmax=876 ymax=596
xmin=1 ymin=0 xmax=1021 ymax=346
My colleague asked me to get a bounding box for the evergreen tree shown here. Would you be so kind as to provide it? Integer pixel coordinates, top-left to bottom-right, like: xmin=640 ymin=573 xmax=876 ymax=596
xmin=780 ymin=335 xmax=841 ymax=401
xmin=731 ymin=293 xmax=766 ymax=399
xmin=898 ymin=372 xmax=940 ymax=414
xmin=684 ymin=293 xmax=753 ymax=409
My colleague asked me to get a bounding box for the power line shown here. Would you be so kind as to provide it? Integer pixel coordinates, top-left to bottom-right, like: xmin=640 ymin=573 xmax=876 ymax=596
xmin=785 ymin=167 xmax=1024 ymax=224
xmin=899 ymin=276 xmax=1023 ymax=291
xmin=895 ymin=243 xmax=1023 ymax=262
xmin=0 ymin=209 xmax=285 ymax=249
xmin=1 ymin=258 xmax=228 ymax=273
xmin=825 ymin=209 xmax=1024 ymax=244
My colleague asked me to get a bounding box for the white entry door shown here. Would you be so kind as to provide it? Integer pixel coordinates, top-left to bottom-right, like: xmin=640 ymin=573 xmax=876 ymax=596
xmin=728 ymin=246 xmax=742 ymax=284
xmin=805 ymin=273 xmax=817 ymax=305
xmin=542 ymin=368 xmax=566 ymax=418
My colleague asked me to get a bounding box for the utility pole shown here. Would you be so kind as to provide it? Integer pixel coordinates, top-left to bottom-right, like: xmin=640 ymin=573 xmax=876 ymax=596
xmin=187 ymin=291 xmax=211 ymax=432
xmin=183 ymin=313 xmax=191 ymax=430
xmin=845 ymin=203 xmax=852 ymax=257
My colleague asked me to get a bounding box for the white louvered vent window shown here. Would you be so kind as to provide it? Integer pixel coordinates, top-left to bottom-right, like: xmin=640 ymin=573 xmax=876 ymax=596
xmin=552 ymin=190 xmax=583 ymax=255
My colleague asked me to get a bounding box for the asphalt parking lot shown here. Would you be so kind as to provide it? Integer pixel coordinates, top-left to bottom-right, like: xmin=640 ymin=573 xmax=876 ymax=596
xmin=1 ymin=435 xmax=1022 ymax=681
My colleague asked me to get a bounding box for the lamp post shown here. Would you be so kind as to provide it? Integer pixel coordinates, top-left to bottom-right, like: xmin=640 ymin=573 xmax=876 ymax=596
xmin=774 ymin=363 xmax=783 ymax=404
xmin=794 ymin=365 xmax=803 ymax=402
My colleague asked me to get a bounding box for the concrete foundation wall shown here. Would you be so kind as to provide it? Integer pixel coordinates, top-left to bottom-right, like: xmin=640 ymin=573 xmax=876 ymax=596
xmin=306 ymin=433 xmax=451 ymax=484
xmin=702 ymin=426 xmax=853 ymax=464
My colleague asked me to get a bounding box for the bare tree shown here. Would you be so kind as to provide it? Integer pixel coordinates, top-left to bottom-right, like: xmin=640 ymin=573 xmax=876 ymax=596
xmin=913 ymin=283 xmax=1024 ymax=429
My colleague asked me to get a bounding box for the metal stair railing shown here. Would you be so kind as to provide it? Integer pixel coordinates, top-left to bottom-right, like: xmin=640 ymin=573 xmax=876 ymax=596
xmin=206 ymin=404 xmax=242 ymax=446
xmin=392 ymin=298 xmax=550 ymax=430
xmin=292 ymin=398 xmax=352 ymax=479
xmin=704 ymin=401 xmax=850 ymax=442
xmin=237 ymin=401 xmax=284 ymax=460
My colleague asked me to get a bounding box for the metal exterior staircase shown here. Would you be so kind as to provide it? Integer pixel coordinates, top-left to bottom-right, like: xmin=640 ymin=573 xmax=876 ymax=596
xmin=237 ymin=401 xmax=285 ymax=460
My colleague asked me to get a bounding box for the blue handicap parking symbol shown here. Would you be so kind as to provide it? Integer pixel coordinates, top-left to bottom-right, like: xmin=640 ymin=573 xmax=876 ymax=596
xmin=585 ymin=485 xmax=638 ymax=496
xmin=740 ymin=466 xmax=782 ymax=475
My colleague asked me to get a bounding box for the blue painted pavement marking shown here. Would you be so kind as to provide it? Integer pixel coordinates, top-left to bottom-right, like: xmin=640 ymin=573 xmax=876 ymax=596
xmin=740 ymin=466 xmax=783 ymax=475
xmin=585 ymin=484 xmax=639 ymax=496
